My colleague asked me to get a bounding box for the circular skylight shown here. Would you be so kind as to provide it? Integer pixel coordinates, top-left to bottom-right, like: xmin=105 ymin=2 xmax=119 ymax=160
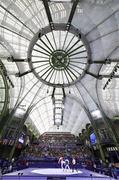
xmin=28 ymin=24 xmax=90 ymax=87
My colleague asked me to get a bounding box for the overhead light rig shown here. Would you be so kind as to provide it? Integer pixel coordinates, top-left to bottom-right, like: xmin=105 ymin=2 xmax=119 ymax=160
xmin=0 ymin=60 xmax=14 ymax=88
xmin=103 ymin=63 xmax=119 ymax=90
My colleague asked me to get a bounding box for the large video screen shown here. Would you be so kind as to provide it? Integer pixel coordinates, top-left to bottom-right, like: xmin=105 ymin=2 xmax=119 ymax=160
xmin=18 ymin=135 xmax=24 ymax=144
xmin=90 ymin=133 xmax=96 ymax=145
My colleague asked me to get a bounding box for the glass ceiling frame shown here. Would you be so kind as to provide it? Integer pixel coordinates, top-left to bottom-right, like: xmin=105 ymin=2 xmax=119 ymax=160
xmin=0 ymin=0 xmax=119 ymax=135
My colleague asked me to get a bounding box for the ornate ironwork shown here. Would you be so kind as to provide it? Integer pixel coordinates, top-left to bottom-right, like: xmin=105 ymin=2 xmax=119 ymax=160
xmin=28 ymin=24 xmax=91 ymax=87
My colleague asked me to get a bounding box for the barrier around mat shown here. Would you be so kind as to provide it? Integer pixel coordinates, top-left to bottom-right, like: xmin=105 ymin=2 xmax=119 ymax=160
xmin=1 ymin=175 xmax=116 ymax=180
xmin=2 ymin=176 xmax=47 ymax=180
xmin=1 ymin=168 xmax=117 ymax=180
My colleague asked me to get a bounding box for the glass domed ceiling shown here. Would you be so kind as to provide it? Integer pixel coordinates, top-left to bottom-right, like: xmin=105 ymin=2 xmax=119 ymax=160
xmin=28 ymin=24 xmax=90 ymax=87
xmin=0 ymin=0 xmax=119 ymax=135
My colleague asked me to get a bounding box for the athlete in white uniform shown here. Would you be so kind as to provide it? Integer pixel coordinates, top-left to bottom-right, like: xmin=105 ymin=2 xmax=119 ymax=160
xmin=64 ymin=158 xmax=70 ymax=171
xmin=58 ymin=157 xmax=65 ymax=170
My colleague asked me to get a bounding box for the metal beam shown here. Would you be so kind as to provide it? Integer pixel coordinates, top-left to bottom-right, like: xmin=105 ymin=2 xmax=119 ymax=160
xmin=61 ymin=0 xmax=79 ymax=49
xmin=85 ymin=71 xmax=100 ymax=79
xmin=0 ymin=4 xmax=35 ymax=35
xmin=90 ymin=60 xmax=110 ymax=64
xmin=7 ymin=56 xmax=26 ymax=62
xmin=62 ymin=87 xmax=66 ymax=98
xmin=0 ymin=63 xmax=15 ymax=88
xmin=52 ymin=87 xmax=55 ymax=99
xmin=6 ymin=76 xmax=14 ymax=88
xmin=42 ymin=0 xmax=54 ymax=30
xmin=103 ymin=63 xmax=119 ymax=89
xmin=15 ymin=70 xmax=32 ymax=77
xmin=90 ymin=59 xmax=119 ymax=64
xmin=0 ymin=25 xmax=30 ymax=41
xmin=102 ymin=75 xmax=119 ymax=78
xmin=67 ymin=0 xmax=79 ymax=30
xmin=86 ymin=71 xmax=119 ymax=79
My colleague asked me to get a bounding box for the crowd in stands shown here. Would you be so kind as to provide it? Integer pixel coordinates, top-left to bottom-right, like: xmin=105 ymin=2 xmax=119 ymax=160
xmin=0 ymin=132 xmax=119 ymax=179
xmin=22 ymin=132 xmax=92 ymax=161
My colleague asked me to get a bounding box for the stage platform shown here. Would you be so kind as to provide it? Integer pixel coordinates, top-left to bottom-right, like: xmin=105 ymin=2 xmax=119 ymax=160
xmin=2 ymin=168 xmax=116 ymax=180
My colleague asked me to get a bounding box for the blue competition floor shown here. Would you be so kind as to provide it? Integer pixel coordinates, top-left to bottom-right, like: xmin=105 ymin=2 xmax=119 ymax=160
xmin=2 ymin=168 xmax=117 ymax=180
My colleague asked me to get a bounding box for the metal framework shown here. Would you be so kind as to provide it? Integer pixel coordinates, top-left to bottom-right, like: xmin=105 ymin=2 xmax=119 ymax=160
xmin=28 ymin=23 xmax=90 ymax=87
xmin=0 ymin=60 xmax=9 ymax=132
xmin=0 ymin=0 xmax=119 ymax=144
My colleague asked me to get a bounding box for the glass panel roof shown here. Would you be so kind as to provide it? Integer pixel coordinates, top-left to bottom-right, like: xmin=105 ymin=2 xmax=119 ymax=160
xmin=29 ymin=28 xmax=88 ymax=86
xmin=0 ymin=0 xmax=119 ymax=135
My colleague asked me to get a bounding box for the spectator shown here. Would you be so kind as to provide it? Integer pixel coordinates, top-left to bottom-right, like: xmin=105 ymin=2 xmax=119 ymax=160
xmin=111 ymin=164 xmax=117 ymax=179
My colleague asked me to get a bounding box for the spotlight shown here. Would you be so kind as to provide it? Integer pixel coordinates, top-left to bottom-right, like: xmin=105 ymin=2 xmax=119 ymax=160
xmin=103 ymin=63 xmax=119 ymax=90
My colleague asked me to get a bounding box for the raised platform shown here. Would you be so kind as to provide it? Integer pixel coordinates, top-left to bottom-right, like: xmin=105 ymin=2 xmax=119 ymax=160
xmin=3 ymin=168 xmax=116 ymax=180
